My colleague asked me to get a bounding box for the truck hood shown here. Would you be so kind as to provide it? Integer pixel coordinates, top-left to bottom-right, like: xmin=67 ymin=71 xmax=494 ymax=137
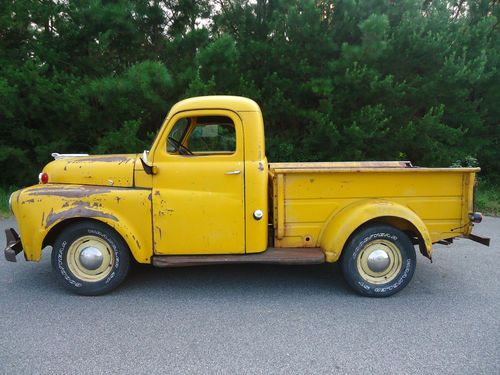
xmin=42 ymin=154 xmax=138 ymax=187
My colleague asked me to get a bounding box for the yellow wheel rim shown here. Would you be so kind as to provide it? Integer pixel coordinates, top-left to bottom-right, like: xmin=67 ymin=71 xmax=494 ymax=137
xmin=356 ymin=239 xmax=402 ymax=285
xmin=66 ymin=235 xmax=114 ymax=282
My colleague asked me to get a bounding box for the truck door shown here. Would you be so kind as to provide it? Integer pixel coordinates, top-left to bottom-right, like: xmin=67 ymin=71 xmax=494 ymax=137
xmin=151 ymin=109 xmax=245 ymax=255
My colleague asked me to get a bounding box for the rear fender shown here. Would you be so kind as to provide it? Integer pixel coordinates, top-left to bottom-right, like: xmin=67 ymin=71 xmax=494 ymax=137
xmin=319 ymin=199 xmax=432 ymax=262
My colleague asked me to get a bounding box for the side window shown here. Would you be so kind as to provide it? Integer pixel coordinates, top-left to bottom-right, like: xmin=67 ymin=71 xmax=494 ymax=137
xmin=188 ymin=116 xmax=236 ymax=154
xmin=166 ymin=115 xmax=236 ymax=156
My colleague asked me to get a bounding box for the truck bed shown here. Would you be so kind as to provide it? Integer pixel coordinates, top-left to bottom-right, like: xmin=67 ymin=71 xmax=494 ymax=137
xmin=269 ymin=161 xmax=479 ymax=249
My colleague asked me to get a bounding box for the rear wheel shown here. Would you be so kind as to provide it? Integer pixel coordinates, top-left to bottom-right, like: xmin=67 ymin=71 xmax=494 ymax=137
xmin=51 ymin=221 xmax=130 ymax=295
xmin=340 ymin=225 xmax=416 ymax=297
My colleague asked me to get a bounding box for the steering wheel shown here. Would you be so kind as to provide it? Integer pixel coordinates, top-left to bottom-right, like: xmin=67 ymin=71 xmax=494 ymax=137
xmin=168 ymin=137 xmax=193 ymax=156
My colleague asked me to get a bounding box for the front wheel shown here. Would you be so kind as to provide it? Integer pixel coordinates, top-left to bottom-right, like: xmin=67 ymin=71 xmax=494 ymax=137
xmin=51 ymin=221 xmax=130 ymax=295
xmin=340 ymin=225 xmax=416 ymax=297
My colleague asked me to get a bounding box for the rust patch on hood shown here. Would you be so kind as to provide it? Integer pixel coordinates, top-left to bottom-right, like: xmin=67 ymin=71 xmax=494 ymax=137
xmin=28 ymin=186 xmax=114 ymax=198
xmin=66 ymin=155 xmax=135 ymax=164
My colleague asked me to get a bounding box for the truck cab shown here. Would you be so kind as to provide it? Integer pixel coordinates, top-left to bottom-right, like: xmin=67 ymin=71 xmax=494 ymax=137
xmin=146 ymin=96 xmax=268 ymax=255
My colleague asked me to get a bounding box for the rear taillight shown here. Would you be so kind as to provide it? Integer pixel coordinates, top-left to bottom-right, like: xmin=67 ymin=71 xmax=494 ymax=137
xmin=39 ymin=172 xmax=49 ymax=184
xmin=469 ymin=212 xmax=483 ymax=223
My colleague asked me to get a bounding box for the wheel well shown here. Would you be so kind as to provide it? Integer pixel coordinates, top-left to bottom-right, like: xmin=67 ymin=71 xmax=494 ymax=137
xmin=344 ymin=216 xmax=429 ymax=259
xmin=42 ymin=218 xmax=120 ymax=249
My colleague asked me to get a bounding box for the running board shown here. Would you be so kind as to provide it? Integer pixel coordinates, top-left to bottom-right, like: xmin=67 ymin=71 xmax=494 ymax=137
xmin=152 ymin=247 xmax=325 ymax=267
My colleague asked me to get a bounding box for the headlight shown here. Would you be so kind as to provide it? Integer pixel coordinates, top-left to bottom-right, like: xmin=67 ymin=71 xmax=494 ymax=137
xmin=8 ymin=192 xmax=14 ymax=214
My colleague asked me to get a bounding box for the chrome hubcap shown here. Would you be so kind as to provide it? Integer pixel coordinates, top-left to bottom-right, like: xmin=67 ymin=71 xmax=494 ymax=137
xmin=367 ymin=249 xmax=390 ymax=273
xmin=67 ymin=235 xmax=114 ymax=282
xmin=356 ymin=239 xmax=403 ymax=284
xmin=79 ymin=247 xmax=104 ymax=270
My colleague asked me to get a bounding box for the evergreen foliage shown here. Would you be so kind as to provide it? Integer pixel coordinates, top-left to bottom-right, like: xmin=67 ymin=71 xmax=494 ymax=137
xmin=0 ymin=0 xmax=498 ymax=187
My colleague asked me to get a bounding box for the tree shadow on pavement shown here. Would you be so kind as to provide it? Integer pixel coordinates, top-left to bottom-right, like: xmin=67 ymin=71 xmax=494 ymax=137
xmin=124 ymin=262 xmax=351 ymax=299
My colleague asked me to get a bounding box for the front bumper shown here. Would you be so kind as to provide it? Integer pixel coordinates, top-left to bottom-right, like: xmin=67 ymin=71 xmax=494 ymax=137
xmin=4 ymin=228 xmax=23 ymax=262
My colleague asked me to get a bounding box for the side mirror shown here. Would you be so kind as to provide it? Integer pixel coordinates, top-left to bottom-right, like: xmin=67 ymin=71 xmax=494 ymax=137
xmin=140 ymin=150 xmax=157 ymax=175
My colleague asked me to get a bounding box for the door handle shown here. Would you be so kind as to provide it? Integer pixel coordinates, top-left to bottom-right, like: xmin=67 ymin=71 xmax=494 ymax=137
xmin=225 ymin=170 xmax=241 ymax=175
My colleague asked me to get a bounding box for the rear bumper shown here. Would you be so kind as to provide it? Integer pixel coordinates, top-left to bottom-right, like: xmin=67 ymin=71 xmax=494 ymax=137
xmin=4 ymin=228 xmax=23 ymax=262
xmin=467 ymin=233 xmax=491 ymax=247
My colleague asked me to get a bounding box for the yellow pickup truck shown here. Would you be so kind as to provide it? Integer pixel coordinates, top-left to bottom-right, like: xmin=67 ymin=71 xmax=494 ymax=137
xmin=5 ymin=96 xmax=490 ymax=297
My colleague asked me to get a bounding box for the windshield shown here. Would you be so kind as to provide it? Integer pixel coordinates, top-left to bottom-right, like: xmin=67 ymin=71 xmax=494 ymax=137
xmin=167 ymin=118 xmax=189 ymax=153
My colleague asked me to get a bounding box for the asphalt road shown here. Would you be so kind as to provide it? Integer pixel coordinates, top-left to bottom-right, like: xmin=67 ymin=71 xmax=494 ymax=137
xmin=0 ymin=217 xmax=498 ymax=375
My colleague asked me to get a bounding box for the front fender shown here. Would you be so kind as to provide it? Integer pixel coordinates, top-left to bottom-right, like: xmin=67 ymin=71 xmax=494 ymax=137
xmin=319 ymin=199 xmax=432 ymax=262
xmin=11 ymin=184 xmax=153 ymax=263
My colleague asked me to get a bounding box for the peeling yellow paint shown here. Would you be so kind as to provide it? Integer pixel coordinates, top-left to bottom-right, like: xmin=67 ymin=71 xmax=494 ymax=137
xmin=11 ymin=184 xmax=152 ymax=263
xmin=43 ymin=154 xmax=137 ymax=187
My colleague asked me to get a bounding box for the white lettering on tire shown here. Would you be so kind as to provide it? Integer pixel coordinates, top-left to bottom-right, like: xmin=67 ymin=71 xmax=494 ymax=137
xmin=57 ymin=240 xmax=82 ymax=288
xmin=352 ymin=233 xmax=398 ymax=260
xmin=374 ymin=259 xmax=412 ymax=293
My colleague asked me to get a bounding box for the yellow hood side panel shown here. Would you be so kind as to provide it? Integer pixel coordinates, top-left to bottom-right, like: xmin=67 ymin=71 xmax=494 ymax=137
xmin=11 ymin=184 xmax=152 ymax=263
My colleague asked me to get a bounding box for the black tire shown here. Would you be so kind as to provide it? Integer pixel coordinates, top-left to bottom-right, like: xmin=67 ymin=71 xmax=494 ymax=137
xmin=51 ymin=220 xmax=130 ymax=295
xmin=340 ymin=225 xmax=416 ymax=297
